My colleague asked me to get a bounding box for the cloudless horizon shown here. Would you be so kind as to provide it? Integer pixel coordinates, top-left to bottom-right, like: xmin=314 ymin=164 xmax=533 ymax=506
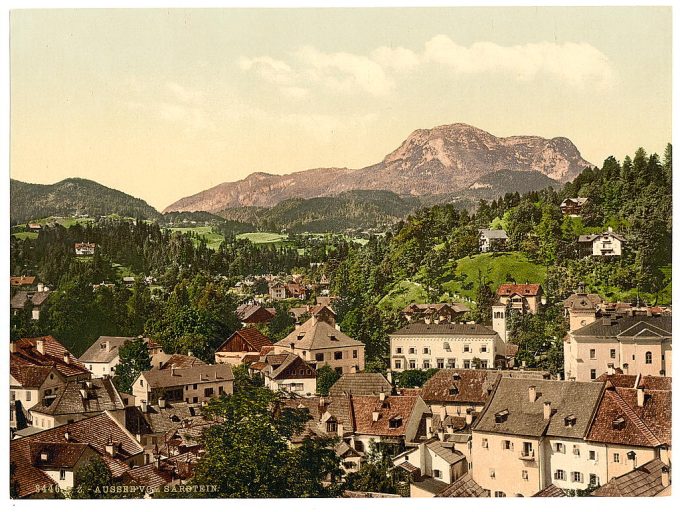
xmin=10 ymin=7 xmax=672 ymax=210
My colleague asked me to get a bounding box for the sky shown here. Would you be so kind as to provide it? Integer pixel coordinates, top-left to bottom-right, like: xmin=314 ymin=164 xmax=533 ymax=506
xmin=9 ymin=7 xmax=672 ymax=210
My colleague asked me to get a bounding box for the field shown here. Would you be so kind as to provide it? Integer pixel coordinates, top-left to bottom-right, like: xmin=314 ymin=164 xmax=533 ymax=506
xmin=378 ymin=279 xmax=428 ymax=312
xmin=12 ymin=231 xmax=38 ymax=240
xmin=168 ymin=226 xmax=225 ymax=250
xmin=236 ymin=232 xmax=288 ymax=244
xmin=440 ymin=251 xmax=547 ymax=301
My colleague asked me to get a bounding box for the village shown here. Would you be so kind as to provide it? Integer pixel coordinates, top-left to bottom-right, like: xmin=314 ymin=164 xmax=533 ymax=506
xmin=9 ymin=200 xmax=672 ymax=498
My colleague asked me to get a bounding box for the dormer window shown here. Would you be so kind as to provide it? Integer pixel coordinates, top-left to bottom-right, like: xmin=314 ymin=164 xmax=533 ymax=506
xmin=40 ymin=452 xmax=48 ymax=462
xmin=326 ymin=419 xmax=338 ymax=433
xmin=449 ymin=386 xmax=459 ymax=396
xmin=452 ymin=373 xmax=461 ymax=381
xmin=612 ymin=417 xmax=625 ymax=430
xmin=388 ymin=416 xmax=402 ymax=429
xmin=494 ymin=409 xmax=509 ymax=423
xmin=564 ymin=415 xmax=576 ymax=427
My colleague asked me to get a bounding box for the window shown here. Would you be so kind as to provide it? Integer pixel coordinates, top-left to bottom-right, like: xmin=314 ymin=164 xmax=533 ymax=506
xmin=554 ymin=469 xmax=565 ymax=481
xmin=443 ymin=342 xmax=451 ymax=352
xmin=334 ymin=351 xmax=343 ymax=360
xmin=481 ymin=345 xmax=488 ymax=353
xmin=589 ymin=450 xmax=597 ymax=461
xmin=423 ymin=360 xmax=431 ymax=369
xmin=59 ymin=470 xmax=66 ymax=480
xmin=480 ymin=360 xmax=488 ymax=369
xmin=354 ymin=440 xmax=364 ymax=452
xmin=447 ymin=358 xmax=455 ymax=369
xmin=590 ymin=369 xmax=597 ymax=380
xmin=394 ymin=360 xmax=402 ymax=369
xmin=590 ymin=349 xmax=596 ymax=359
xmin=522 ymin=442 xmax=533 ymax=457
xmin=489 ymin=468 xmax=495 ymax=479
xmin=573 ymin=446 xmax=580 ymax=457
xmin=521 ymin=470 xmax=528 ymax=481
xmin=193 ymin=384 xmax=198 ymax=390
xmin=193 ymin=397 xmax=198 ymax=403
xmin=571 ymin=471 xmax=583 ymax=483
xmin=645 ymin=352 xmax=652 ymax=364
xmin=408 ymin=347 xmax=416 ymax=354
xmin=555 ymin=442 xmax=565 ymax=454
xmin=502 ymin=440 xmax=513 ymax=451
xmin=396 ymin=347 xmax=402 ymax=354
xmin=326 ymin=419 xmax=337 ymax=433
xmin=589 ymin=474 xmax=599 ymax=487
xmin=315 ymin=353 xmax=324 ymax=362
xmin=423 ymin=347 xmax=430 ymax=355
xmin=10 ymin=391 xmax=15 ymax=402
xmin=463 ymin=344 xmax=471 ymax=353
xmin=610 ymin=349 xmax=616 ymax=359
xmin=389 ymin=417 xmax=402 ymax=429
xmin=433 ymin=469 xmax=441 ymax=478
xmin=437 ymin=359 xmax=444 ymax=369
xmin=613 ymin=453 xmax=620 ymax=463
xmin=89 ymin=364 xmax=93 ymax=370
xmin=140 ymin=379 xmax=143 ymax=387
xmin=353 ymin=350 xmax=358 ymax=358
xmin=482 ymin=438 xmax=489 ymax=449
xmin=218 ymin=386 xmax=224 ymax=395
xmin=463 ymin=360 xmax=471 ymax=369
xmin=26 ymin=391 xmax=31 ymax=402
xmin=494 ymin=491 xmax=505 ymax=497
xmin=204 ymin=388 xmax=214 ymax=397
xmin=409 ymin=360 xmax=416 ymax=369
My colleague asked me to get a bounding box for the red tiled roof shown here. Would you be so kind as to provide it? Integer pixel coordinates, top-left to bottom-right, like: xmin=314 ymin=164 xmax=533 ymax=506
xmin=10 ymin=364 xmax=58 ymax=388
xmin=595 ymin=374 xmax=672 ymax=391
xmin=421 ymin=369 xmax=501 ymax=404
xmin=10 ymin=276 xmax=36 ymax=286
xmin=591 ymin=459 xmax=669 ymax=497
xmin=496 ymin=283 xmax=542 ymax=297
xmin=351 ymin=395 xmax=420 ymax=437
xmin=11 ymin=337 xmax=89 ymax=379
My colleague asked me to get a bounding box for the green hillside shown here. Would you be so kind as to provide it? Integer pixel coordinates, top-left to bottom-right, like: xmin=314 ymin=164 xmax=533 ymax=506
xmin=11 ymin=178 xmax=160 ymax=224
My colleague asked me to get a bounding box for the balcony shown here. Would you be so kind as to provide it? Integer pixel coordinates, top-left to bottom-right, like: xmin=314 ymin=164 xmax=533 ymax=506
xmin=519 ymin=450 xmax=535 ymax=461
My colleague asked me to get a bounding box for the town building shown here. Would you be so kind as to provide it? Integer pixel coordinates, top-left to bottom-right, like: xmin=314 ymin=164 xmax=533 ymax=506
xmin=268 ymin=281 xmax=287 ymax=300
xmin=123 ymin=452 xmax=198 ymax=496
xmin=29 ymin=376 xmax=126 ymax=431
xmin=10 ymin=275 xmax=36 ymax=287
xmin=275 ymin=314 xmax=365 ymax=374
xmin=400 ymin=302 xmax=470 ymax=324
xmin=578 ymin=227 xmax=626 ymax=257
xmin=496 ymin=283 xmax=543 ymax=315
xmin=10 ymin=412 xmax=145 ymax=498
xmin=124 ymin=399 xmax=207 ymax=448
xmin=79 ymin=336 xmax=154 ymax=377
xmin=10 ymin=286 xmax=51 ymax=320
xmin=235 ymin=303 xmax=276 ymax=325
xmin=478 ymin=229 xmax=508 ymax=253
xmin=132 ymin=363 xmax=234 ymax=406
xmin=472 ymin=378 xmax=605 ymax=497
xmin=74 ymin=242 xmax=96 ymax=256
xmin=389 ymin=323 xmax=508 ymax=372
xmin=393 ymin=438 xmax=468 ymax=488
xmin=10 ymin=365 xmax=66 ymax=431
xmin=214 ymin=327 xmax=273 ymax=365
xmin=564 ymin=313 xmax=672 ymax=381
xmin=11 ymin=337 xmax=90 ymax=382
xmin=560 ymin=197 xmax=588 ymax=216
xmin=590 ymin=459 xmax=671 ymax=497
xmin=254 ymin=352 xmax=317 ymax=395
xmin=329 ymin=373 xmax=393 ymax=397
xmin=563 ymin=287 xmax=603 ymax=331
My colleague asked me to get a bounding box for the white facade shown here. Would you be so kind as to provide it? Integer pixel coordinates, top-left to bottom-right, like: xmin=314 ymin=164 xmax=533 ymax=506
xmin=83 ymin=357 xmax=120 ymax=378
xmin=265 ymin=376 xmax=316 ymax=396
xmin=544 ymin=437 xmax=606 ymax=491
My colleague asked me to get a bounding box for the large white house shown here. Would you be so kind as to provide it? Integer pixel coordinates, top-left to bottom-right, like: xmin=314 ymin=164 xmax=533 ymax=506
xmin=389 ymin=323 xmax=508 ymax=372
xmin=578 ymin=228 xmax=625 ymax=257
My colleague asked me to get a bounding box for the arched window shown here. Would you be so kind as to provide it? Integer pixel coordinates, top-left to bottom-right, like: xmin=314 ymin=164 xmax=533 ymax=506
xmin=645 ymin=352 xmax=652 ymax=364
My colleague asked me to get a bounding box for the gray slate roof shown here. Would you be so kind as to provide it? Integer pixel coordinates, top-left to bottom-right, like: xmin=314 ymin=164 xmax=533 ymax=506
xmin=140 ymin=363 xmax=233 ymax=389
xmin=571 ymin=315 xmax=672 ymax=338
xmin=474 ymin=378 xmax=604 ymax=438
xmin=329 ymin=373 xmax=393 ymax=397
xmin=391 ymin=322 xmax=498 ymax=337
xmin=427 ymin=440 xmax=465 ymax=465
xmin=275 ymin=318 xmax=364 ymax=350
xmin=591 ymin=459 xmax=669 ymax=497
xmin=437 ymin=473 xmax=488 ymax=497
xmin=10 ymin=291 xmax=51 ymax=309
xmin=30 ymin=378 xmax=125 ymax=416
xmin=479 ymin=229 xmax=508 ymax=240
xmin=79 ymin=336 xmax=137 ymax=363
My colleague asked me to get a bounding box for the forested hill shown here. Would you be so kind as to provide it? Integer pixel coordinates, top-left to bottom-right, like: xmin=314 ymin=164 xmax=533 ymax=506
xmin=218 ymin=190 xmax=422 ymax=232
xmin=10 ymin=178 xmax=161 ymax=224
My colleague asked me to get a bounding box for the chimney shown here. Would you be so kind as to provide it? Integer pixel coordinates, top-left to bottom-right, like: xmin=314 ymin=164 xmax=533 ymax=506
xmin=379 ymin=392 xmax=386 ymax=402
xmin=158 ymin=397 xmax=166 ymax=409
xmin=386 ymin=370 xmax=393 ymax=384
xmin=290 ymin=343 xmax=295 ymax=352
xmin=465 ymin=408 xmax=473 ymax=426
xmin=10 ymin=341 xmax=16 ymax=353
xmin=63 ymin=351 xmax=70 ymax=364
xmin=337 ymin=423 xmax=344 ymax=438
xmin=437 ymin=430 xmax=445 ymax=441
xmin=187 ymin=350 xmax=193 ymax=357
xmin=372 ymin=411 xmax=380 ymax=422
xmin=79 ymin=388 xmax=88 ymax=399
xmin=637 ymin=388 xmax=645 ymax=408
xmin=528 ymin=385 xmax=537 ymax=403
xmin=661 ymin=466 xmax=670 ymax=488
xmin=171 ymin=365 xmax=176 ymax=376
xmin=141 ymin=400 xmax=148 ymax=413
xmin=105 ymin=440 xmax=117 ymax=457
xmin=606 ymin=364 xmax=614 ymax=376
xmin=608 ymin=226 xmax=613 ymax=233
xmin=543 ymin=401 xmax=552 ymax=421
xmin=425 ymin=415 xmax=433 ymax=437
xmin=64 ymin=431 xmax=70 ymax=442
xmin=36 ymin=339 xmax=45 ymax=355
xmin=440 ymin=407 xmax=446 ymax=421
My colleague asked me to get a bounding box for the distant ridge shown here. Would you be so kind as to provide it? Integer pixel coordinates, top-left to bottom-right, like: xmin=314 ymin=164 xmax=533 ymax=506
xmin=164 ymin=123 xmax=591 ymax=213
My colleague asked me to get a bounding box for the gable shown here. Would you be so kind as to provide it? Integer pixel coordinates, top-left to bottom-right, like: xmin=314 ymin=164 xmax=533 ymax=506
xmin=276 ymin=356 xmax=316 ymax=380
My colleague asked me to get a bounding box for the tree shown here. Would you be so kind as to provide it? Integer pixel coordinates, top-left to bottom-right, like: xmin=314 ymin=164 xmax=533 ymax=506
xmin=188 ymin=387 xmax=342 ymax=497
xmin=393 ymin=368 xmax=438 ymax=388
xmin=113 ymin=337 xmax=152 ymax=394
xmin=264 ymin=303 xmax=295 ymax=342
xmin=316 ymin=365 xmax=340 ymax=396
xmin=69 ymin=455 xmax=141 ymax=499
xmin=345 ymin=440 xmax=398 ymax=494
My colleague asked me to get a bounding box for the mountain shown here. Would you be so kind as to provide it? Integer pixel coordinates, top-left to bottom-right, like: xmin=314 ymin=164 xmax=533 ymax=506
xmin=10 ymin=178 xmax=161 ymax=224
xmin=465 ymin=169 xmax=561 ymax=199
xmin=217 ymin=190 xmax=421 ymax=233
xmin=164 ymin=123 xmax=591 ymax=213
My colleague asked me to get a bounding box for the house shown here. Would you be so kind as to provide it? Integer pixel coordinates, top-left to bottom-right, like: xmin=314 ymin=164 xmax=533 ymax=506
xmin=496 ymin=283 xmax=543 ymax=315
xmin=329 ymin=373 xmax=393 ymax=397
xmin=393 ymin=439 xmax=468 ymax=489
xmin=124 ymin=452 xmax=198 ymax=495
xmin=131 ymin=363 xmax=234 ymax=406
xmin=389 ymin=323 xmax=507 ymax=372
xmin=255 ymin=352 xmax=317 ymax=395
xmin=124 ymin=399 xmax=207 ymax=448
xmin=564 ymin=313 xmax=672 ymax=381
xmin=335 ymin=440 xmax=362 ymax=475
xmin=122 ymin=276 xmax=136 ymax=287
xmin=274 ymin=314 xmax=365 ymax=374
xmin=29 ymin=376 xmax=126 ymax=431
xmin=214 ymin=327 xmax=273 ymax=365
xmin=532 ymin=484 xmax=567 ymax=497
xmin=285 ymin=282 xmax=308 ymax=300
xmin=10 ymin=337 xmax=90 ymax=382
xmin=436 ymin=472 xmax=489 ymax=497
xmin=284 ymin=395 xmax=354 ymax=443
xmin=153 ymin=353 xmax=205 ymax=370
xmin=585 ymin=377 xmax=671 ymax=482
xmin=560 ymin=197 xmax=588 ymax=216
xmin=10 ymin=365 xmax=66 ymax=431
xmin=27 ymin=222 xmax=42 ymax=232
xmin=79 ymin=336 xmax=152 ymax=378
xmin=578 ymin=227 xmax=626 ymax=257
xmin=563 ymin=287 xmax=603 ymax=331
xmin=10 ymin=275 xmax=36 ymax=287
xmin=400 ymin=303 xmax=471 ymax=324
xmin=472 ymin=378 xmax=605 ymax=497
xmin=478 ymin=229 xmax=508 ymax=253
xmin=10 ymin=286 xmax=51 ymax=320
xmin=236 ymin=303 xmax=276 ymax=325
xmin=10 ymin=412 xmax=145 ymax=498
xmin=590 ymin=459 xmax=670 ymax=497
xmin=74 ymin=242 xmax=96 ymax=256
xmin=269 ymin=281 xmax=287 ymax=300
